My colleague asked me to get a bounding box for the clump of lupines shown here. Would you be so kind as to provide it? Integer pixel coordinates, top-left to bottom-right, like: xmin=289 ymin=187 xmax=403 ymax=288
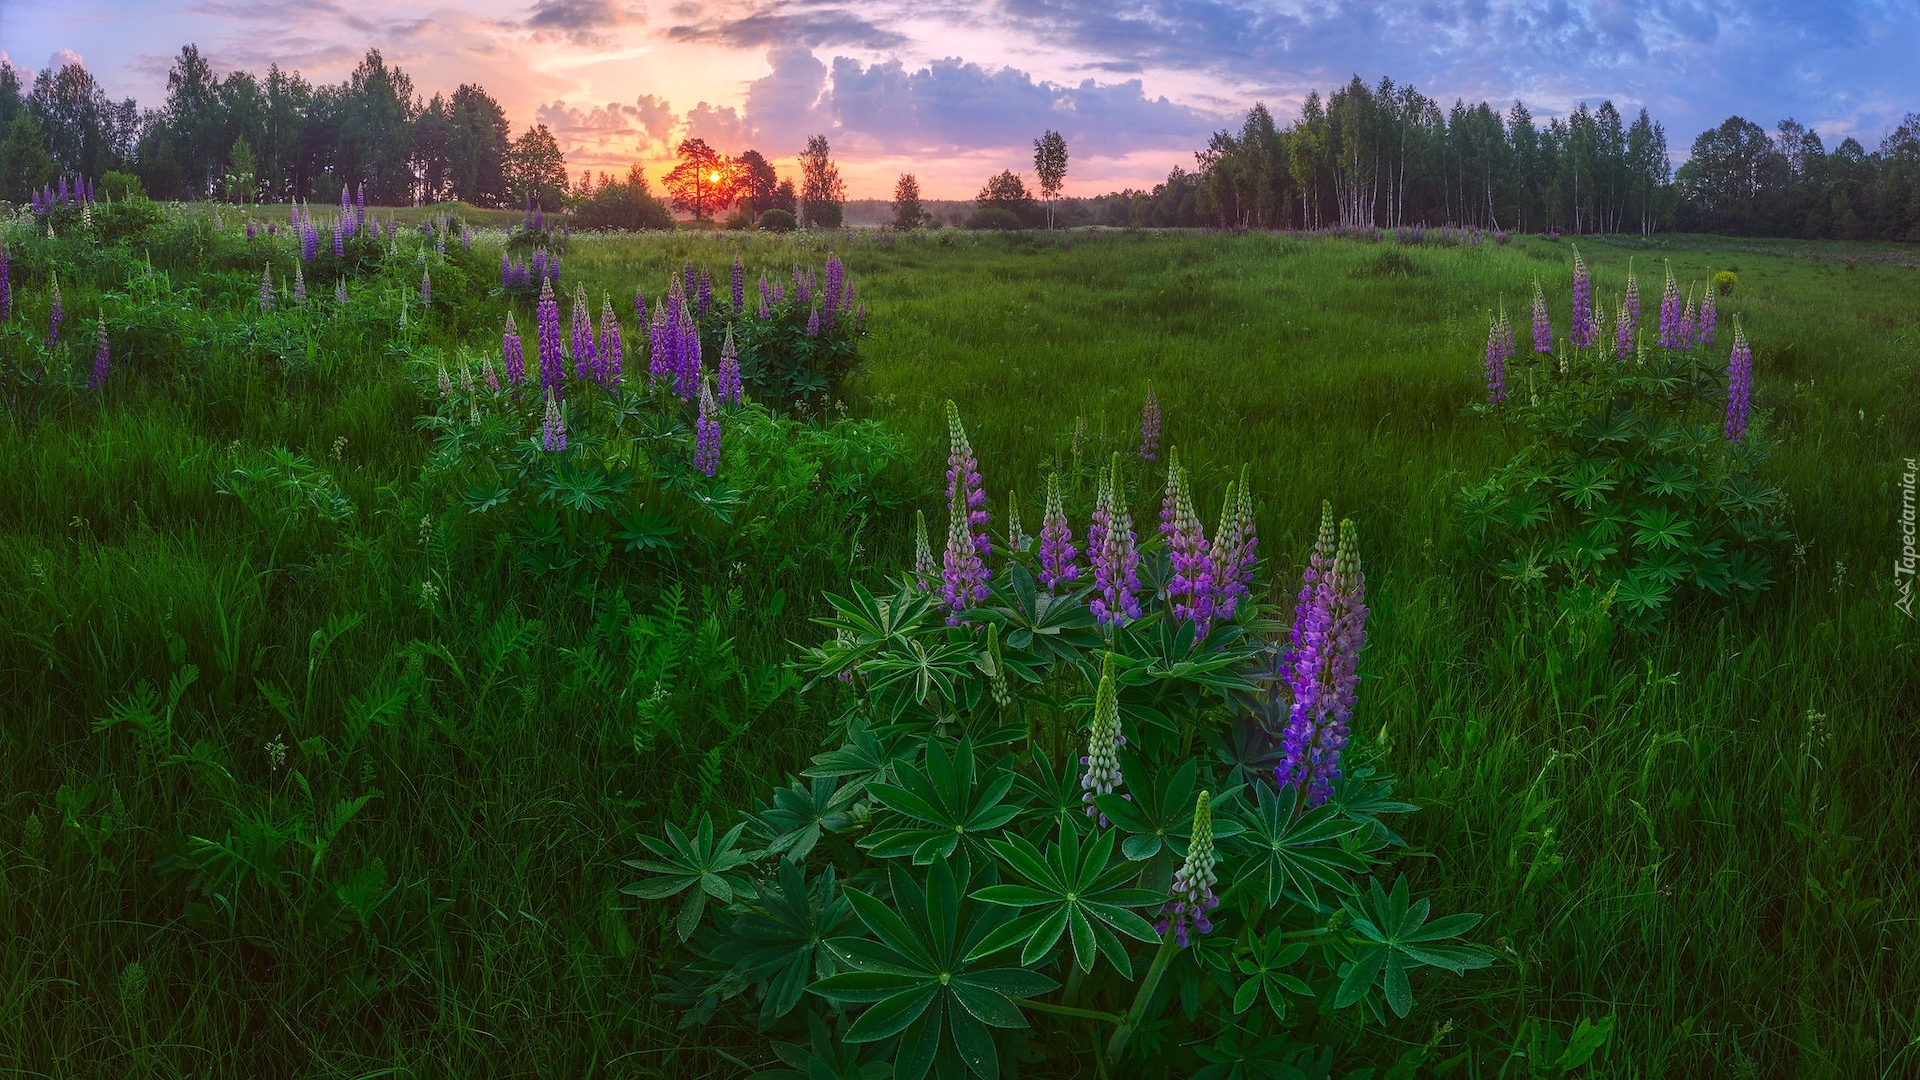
xmin=1 ymin=241 xmax=11 ymax=322
xmin=1484 ymin=308 xmax=1513 ymax=404
xmin=1157 ymin=791 xmax=1219 ymax=947
xmin=1037 ymin=472 xmax=1080 ymax=591
xmin=1697 ymin=277 xmax=1717 ymax=346
xmin=536 ymin=279 xmax=565 ymax=393
xmin=1090 ymin=454 xmax=1143 ymax=628
xmin=1725 ymin=315 xmax=1753 ymax=444
xmin=1530 ymin=277 xmax=1551 ymax=353
xmin=694 ymin=378 xmax=722 ymax=476
xmin=716 ymin=325 xmax=743 ymax=405
xmin=540 ymin=389 xmax=566 ymax=451
xmin=47 ymin=273 xmax=64 ymax=346
xmin=940 ymin=401 xmax=991 ymax=623
xmin=913 ymin=510 xmax=936 ymax=590
xmin=503 ymin=311 xmax=526 ymax=386
xmin=731 ymin=257 xmax=746 ymax=313
xmin=89 ymin=316 xmax=109 ymax=391
xmin=1657 ymin=263 xmax=1683 ymax=349
xmin=1139 ymin=386 xmax=1161 ymax=462
xmin=1277 ymin=507 xmax=1370 ymax=807
xmin=1210 ymin=466 xmax=1257 ymax=620
xmin=1080 ymin=654 xmax=1127 ymax=825
xmin=570 ymin=283 xmax=597 ymax=380
xmin=259 ymin=265 xmax=274 ymax=312
xmin=598 ymin=296 xmax=623 ymax=385
xmin=1570 ymin=247 xmax=1595 ymax=348
xmin=1164 ymin=467 xmax=1217 ymax=638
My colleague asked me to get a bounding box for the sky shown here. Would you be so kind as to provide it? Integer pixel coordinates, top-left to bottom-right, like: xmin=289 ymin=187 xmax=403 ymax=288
xmin=3 ymin=1 xmax=1917 ymax=199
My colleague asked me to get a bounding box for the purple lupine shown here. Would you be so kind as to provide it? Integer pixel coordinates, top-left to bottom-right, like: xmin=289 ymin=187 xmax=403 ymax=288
xmin=1657 ymin=264 xmax=1683 ymax=349
xmin=335 ymin=280 xmax=348 ymax=306
xmin=599 ymin=296 xmax=623 ymax=386
xmin=531 ymin=248 xmax=548 ymax=286
xmin=940 ymin=401 xmax=991 ymax=623
xmin=548 ymin=254 xmax=561 ymax=288
xmin=1080 ymin=655 xmax=1126 ymax=825
xmin=420 ymin=268 xmax=432 ymax=305
xmin=674 ymin=300 xmax=702 ymax=400
xmin=1165 ymin=468 xmax=1217 ymax=638
xmin=634 ymin=288 xmax=647 ymax=329
xmin=683 ymin=262 xmax=699 ymax=300
xmin=570 ymin=283 xmax=597 ymax=381
xmin=1006 ymin=489 xmax=1027 ymax=553
xmin=482 ymin=356 xmax=500 ymax=393
xmin=731 ymin=257 xmax=745 ymax=313
xmin=716 ymin=325 xmax=742 ymax=405
xmin=333 ymin=217 xmax=345 ymax=258
xmin=1697 ymin=278 xmax=1717 ymax=347
xmin=1725 ymin=316 xmax=1752 ymax=444
xmin=1139 ymin=387 xmax=1161 ymax=462
xmin=501 ymin=252 xmax=512 ymax=289
xmin=649 ymin=303 xmax=673 ymax=389
xmin=47 ymin=274 xmax=64 ymax=346
xmin=302 ymin=221 xmax=318 ymax=263
xmin=0 ymin=242 xmax=11 ymax=322
xmin=1090 ymin=455 xmax=1142 ymax=628
xmin=1037 ymin=472 xmax=1080 ymax=591
xmin=246 ymin=220 xmax=256 ymax=241
xmin=698 ymin=270 xmax=712 ymax=318
xmin=294 ymin=263 xmax=307 ymax=306
xmin=356 ymin=185 xmax=366 ymax=234
xmin=1277 ymin=510 xmax=1369 ymax=807
xmin=913 ymin=510 xmax=937 ymax=591
xmin=540 ymin=388 xmax=566 ymax=451
xmin=503 ymin=311 xmax=526 ymax=386
xmin=1210 ymin=467 xmax=1257 ymax=621
xmin=1614 ymin=298 xmax=1634 ymax=359
xmin=1624 ymin=260 xmax=1641 ymax=332
xmin=805 ymin=305 xmax=820 ymax=338
xmin=1678 ymin=292 xmax=1696 ymax=350
xmin=1087 ymin=462 xmax=1111 ymax=570
xmin=822 ymin=254 xmax=843 ymax=328
xmin=771 ymin=280 xmax=786 ymax=306
xmin=1484 ymin=311 xmax=1509 ymax=404
xmin=1156 ymin=791 xmax=1219 ymax=948
xmin=1277 ymin=504 xmax=1335 ymax=792
xmin=694 ymin=378 xmax=722 ymax=476
xmin=259 ymin=265 xmax=274 ymax=312
xmin=1530 ymin=277 xmax=1551 ymax=354
xmin=533 ymin=205 xmax=544 ymax=233
xmin=536 ymin=279 xmax=565 ymax=393
xmin=89 ymin=316 xmax=109 ymax=391
xmin=1570 ymin=247 xmax=1595 ymax=348
xmin=1158 ymin=447 xmax=1182 ymax=540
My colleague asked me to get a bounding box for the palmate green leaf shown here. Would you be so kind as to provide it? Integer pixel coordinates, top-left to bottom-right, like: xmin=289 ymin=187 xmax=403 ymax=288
xmin=862 ymin=739 xmax=1025 ymax=865
xmin=804 ymin=718 xmax=909 ymax=803
xmin=812 ymin=861 xmax=1056 ymax=1080
xmin=1227 ymin=782 xmax=1368 ymax=909
xmin=1232 ymin=928 xmax=1313 ymax=1020
xmin=711 ymin=861 xmax=854 ymax=1028
xmin=1013 ymin=746 xmax=1090 ymax=833
xmin=968 ymin=823 xmax=1162 ymax=976
xmin=1095 ymin=753 xmax=1245 ymax=865
xmin=749 ymin=776 xmax=853 ymax=861
xmin=1555 ymin=460 xmax=1618 ymax=509
xmin=762 ymin=1011 xmax=892 ymax=1080
xmin=1631 ymin=505 xmax=1692 ymax=551
xmin=1333 ymin=874 xmax=1494 ymax=1019
xmin=621 ymin=813 xmax=765 ymax=941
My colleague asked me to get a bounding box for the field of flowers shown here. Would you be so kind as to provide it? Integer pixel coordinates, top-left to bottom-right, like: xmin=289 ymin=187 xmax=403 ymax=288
xmin=1 ymin=191 xmax=1916 ymax=1078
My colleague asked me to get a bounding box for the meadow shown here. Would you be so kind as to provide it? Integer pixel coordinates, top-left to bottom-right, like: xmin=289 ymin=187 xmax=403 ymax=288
xmin=1 ymin=201 xmax=1916 ymax=1079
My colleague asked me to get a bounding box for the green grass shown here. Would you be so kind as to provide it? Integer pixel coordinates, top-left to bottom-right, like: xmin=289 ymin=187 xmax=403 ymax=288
xmin=2 ymin=217 xmax=1917 ymax=1077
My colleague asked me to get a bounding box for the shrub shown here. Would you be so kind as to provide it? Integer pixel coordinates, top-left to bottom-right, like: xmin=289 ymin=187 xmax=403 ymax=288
xmin=965 ymin=207 xmax=1022 ymax=231
xmin=758 ymin=209 xmax=797 ymax=233
xmin=571 ymin=179 xmax=674 ymax=231
xmin=100 ymin=171 xmax=146 ymax=201
xmin=1714 ymin=270 xmax=1738 ymax=296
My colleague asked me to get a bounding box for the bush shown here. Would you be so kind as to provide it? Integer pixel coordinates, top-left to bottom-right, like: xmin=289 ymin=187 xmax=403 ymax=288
xmin=1714 ymin=270 xmax=1738 ymax=296
xmin=725 ymin=208 xmax=755 ymax=230
xmin=571 ymin=181 xmax=674 ymax=231
xmin=757 ymin=209 xmax=796 ymax=233
xmin=100 ymin=171 xmax=145 ymax=201
xmin=801 ymin=201 xmax=843 ymax=230
xmin=964 ymin=207 xmax=1022 ymax=231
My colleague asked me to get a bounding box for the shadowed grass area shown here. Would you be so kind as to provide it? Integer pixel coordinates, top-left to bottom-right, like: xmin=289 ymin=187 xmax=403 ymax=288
xmin=1 ymin=218 xmax=1916 ymax=1077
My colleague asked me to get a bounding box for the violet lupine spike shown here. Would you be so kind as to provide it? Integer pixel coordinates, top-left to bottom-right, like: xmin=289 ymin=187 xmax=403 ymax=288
xmin=694 ymin=378 xmax=722 ymax=477
xmin=1308 ymin=521 xmax=1368 ymax=804
xmin=1037 ymin=474 xmax=1081 ymax=592
xmin=356 ymin=185 xmax=365 ymax=232
xmin=1158 ymin=446 xmax=1183 ymax=540
xmin=945 ymin=400 xmax=991 ymax=559
xmin=731 ymin=257 xmax=745 ymax=313
xmin=1139 ymin=386 xmax=1161 ymax=462
xmin=822 ymin=255 xmax=843 ymax=328
xmin=674 ymin=301 xmax=702 ymax=400
xmin=536 ymin=279 xmax=565 ymax=393
xmin=600 ymin=295 xmax=624 ymax=386
xmin=1005 ymin=489 xmax=1027 ymax=553
xmin=570 ymin=283 xmax=597 ymax=381
xmin=1278 ymin=503 xmax=1337 ymax=791
xmin=1156 ymin=791 xmax=1219 ymax=948
xmin=540 ymin=388 xmax=566 ymax=452
xmin=1725 ymin=316 xmax=1753 ymax=444
xmin=0 ymin=242 xmax=11 ymax=322
xmin=757 ymin=275 xmax=772 ymax=319
xmin=294 ymin=263 xmax=306 ymax=306
xmin=258 ymin=265 xmax=274 ymax=312
xmin=333 ymin=217 xmax=344 ymax=258
xmin=503 ymin=311 xmax=526 ymax=386
xmin=717 ymin=325 xmax=743 ymax=405
xmin=1697 ymin=278 xmax=1717 ymax=347
xmin=1484 ymin=310 xmax=1508 ymax=404
xmin=420 ymin=268 xmax=432 ymax=305
xmin=501 ymin=253 xmax=512 ymax=289
xmin=1624 ymin=259 xmax=1641 ymax=331
xmin=1277 ymin=510 xmax=1369 ymax=807
xmin=634 ymin=288 xmax=647 ymax=329
xmin=45 ymin=273 xmax=63 ymax=348
xmin=1570 ymin=247 xmax=1594 ymax=349
xmin=89 ymin=316 xmax=109 ymax=391
xmin=649 ymin=303 xmax=673 ymax=389
xmin=698 ymin=270 xmax=712 ymax=318
xmin=482 ymin=356 xmax=500 ymax=393
xmin=940 ymin=401 xmax=992 ymax=623
xmin=1678 ymin=288 xmax=1696 ymax=350
xmin=1090 ymin=455 xmax=1142 ymax=629
xmin=1166 ymin=467 xmax=1217 ymax=639
xmin=805 ymin=305 xmax=820 ymax=338
xmin=913 ymin=510 xmax=937 ymax=590
xmin=1658 ymin=263 xmax=1683 ymax=349
xmin=1080 ymin=654 xmax=1126 ymax=825
xmin=683 ymin=262 xmax=698 ymax=301
xmin=1210 ymin=468 xmax=1257 ymax=622
xmin=1614 ymin=298 xmax=1634 ymax=359
xmin=1530 ymin=277 xmax=1551 ymax=354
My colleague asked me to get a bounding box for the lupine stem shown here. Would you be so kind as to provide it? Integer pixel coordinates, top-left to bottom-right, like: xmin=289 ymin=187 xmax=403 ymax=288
xmin=1106 ymin=933 xmax=1179 ymax=1063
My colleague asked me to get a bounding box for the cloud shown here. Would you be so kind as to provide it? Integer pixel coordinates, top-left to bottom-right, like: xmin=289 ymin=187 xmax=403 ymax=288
xmin=537 ymin=94 xmax=683 ymax=166
xmin=51 ymin=48 xmax=86 ymax=72
xmin=522 ymin=0 xmax=647 ymax=45
xmin=664 ymin=3 xmax=908 ymax=50
xmin=684 ymin=101 xmax=748 ymax=148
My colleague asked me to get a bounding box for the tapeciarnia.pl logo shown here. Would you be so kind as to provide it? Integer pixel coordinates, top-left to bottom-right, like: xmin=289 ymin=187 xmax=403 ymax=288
xmin=1898 ymin=457 xmax=1916 ymax=619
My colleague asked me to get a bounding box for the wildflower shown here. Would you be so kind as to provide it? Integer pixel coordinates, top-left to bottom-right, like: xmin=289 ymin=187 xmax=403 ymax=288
xmin=1530 ymin=277 xmax=1551 ymax=354
xmin=355 ymin=185 xmax=366 ymax=233
xmin=1156 ymin=791 xmax=1219 ymax=947
xmin=1277 ymin=509 xmax=1369 ymax=807
xmin=1139 ymin=386 xmax=1161 ymax=462
xmin=1210 ymin=467 xmax=1257 ymax=620
xmin=501 ymin=252 xmax=513 ymax=289
xmin=482 ymin=356 xmax=500 ymax=392
xmin=694 ymin=377 xmax=722 ymax=476
xmin=1165 ymin=467 xmax=1217 ymax=638
xmin=536 ymin=279 xmax=564 ymax=393
xmin=634 ymin=288 xmax=647 ymax=329
xmin=333 ymin=216 xmax=344 ymax=258
xmin=698 ymin=269 xmax=712 ymax=318
xmin=568 ymin=284 xmax=596 ymax=380
xmin=1006 ymin=488 xmax=1027 ymax=552
xmin=540 ymin=388 xmax=566 ymax=451
xmin=805 ymin=305 xmax=820 ymax=338
xmin=1678 ymin=288 xmax=1696 ymax=349
xmin=89 ymin=316 xmax=109 ymax=391
xmin=437 ymin=361 xmax=453 ymax=399
xmin=674 ymin=299 xmax=702 ymax=400
xmin=1570 ymin=247 xmax=1594 ymax=348
xmin=822 ymin=254 xmax=844 ymax=328
xmin=1725 ymin=316 xmax=1753 ymax=444
xmin=1697 ymin=277 xmax=1717 ymax=347
xmin=1090 ymin=455 xmax=1142 ymax=628
xmin=599 ymin=295 xmax=623 ymax=386
xmin=717 ymin=324 xmax=743 ymax=405
xmin=48 ymin=273 xmax=64 ymax=345
xmin=757 ymin=274 xmax=772 ymax=319
xmin=1158 ymin=447 xmax=1183 ymax=540
xmin=1087 ymin=460 xmax=1110 ymax=568
xmin=941 ymin=401 xmax=991 ymax=622
xmin=503 ymin=310 xmax=526 ymax=386
xmin=1080 ymin=654 xmax=1126 ymax=825
xmin=684 ymin=262 xmax=699 ymax=302
xmin=0 ymin=241 xmax=10 ymax=321
xmin=293 ymin=262 xmax=307 ymax=306
xmin=731 ymin=257 xmax=746 ymax=313
xmin=649 ymin=302 xmax=673 ymax=389
xmin=335 ymin=279 xmax=348 ymax=306
xmin=419 ymin=268 xmax=432 ymax=306
xmin=913 ymin=509 xmax=937 ymax=590
xmin=1484 ymin=310 xmax=1509 ymax=404
xmin=1658 ymin=262 xmax=1683 ymax=349
xmin=1614 ymin=298 xmax=1633 ymax=359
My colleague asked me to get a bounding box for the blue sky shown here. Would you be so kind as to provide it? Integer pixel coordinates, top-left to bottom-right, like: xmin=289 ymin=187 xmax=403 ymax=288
xmin=3 ymin=0 xmax=1916 ymax=197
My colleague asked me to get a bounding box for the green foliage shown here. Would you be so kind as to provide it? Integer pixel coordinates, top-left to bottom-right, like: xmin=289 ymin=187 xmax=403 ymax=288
xmin=965 ymin=207 xmax=1023 ymax=232
xmin=759 ymin=208 xmax=798 ymax=232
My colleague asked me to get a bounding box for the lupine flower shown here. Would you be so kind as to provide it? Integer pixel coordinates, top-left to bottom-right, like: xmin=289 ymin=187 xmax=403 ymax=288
xmin=571 ymin=283 xmax=597 ymax=381
xmin=259 ymin=265 xmax=274 ymax=312
xmin=45 ymin=272 xmax=64 ymax=347
xmin=302 ymin=222 xmax=318 ymax=262
xmin=1210 ymin=466 xmax=1257 ymax=620
xmin=246 ymin=220 xmax=256 ymax=241
xmin=1484 ymin=311 xmax=1509 ymax=404
xmin=940 ymin=401 xmax=991 ymax=623
xmin=501 ymin=253 xmax=512 ymax=289
xmin=674 ymin=300 xmax=702 ymax=400
xmin=482 ymin=356 xmax=500 ymax=392
xmin=89 ymin=316 xmax=109 ymax=391
xmin=503 ymin=311 xmax=526 ymax=386
xmin=683 ymin=262 xmax=699 ymax=301
xmin=757 ymin=275 xmax=772 ymax=319
xmin=541 ymin=388 xmax=566 ymax=451
xmin=1570 ymin=247 xmax=1595 ymax=348
xmin=1697 ymin=278 xmax=1717 ymax=347
xmin=289 ymin=262 xmax=305 ymax=306
xmin=913 ymin=509 xmax=936 ymax=590
xmin=1037 ymin=472 xmax=1080 ymax=591
xmin=694 ymin=378 xmax=722 ymax=476
xmin=1277 ymin=509 xmax=1369 ymax=807
xmin=1530 ymin=277 xmax=1551 ymax=354
xmin=805 ymin=305 xmax=820 ymax=338
xmin=716 ymin=324 xmax=743 ymax=405
xmin=1678 ymin=289 xmax=1696 ymax=349
xmin=1165 ymin=467 xmax=1217 ymax=638
xmin=1090 ymin=454 xmax=1142 ymax=628
xmin=333 ymin=217 xmax=345 ymax=258
xmin=536 ymin=279 xmax=564 ymax=393
xmin=1005 ymin=489 xmax=1027 ymax=553
xmin=698 ymin=270 xmax=712 ymax=318
xmin=634 ymin=288 xmax=647 ymax=329
xmin=532 ymin=249 xmax=549 ymax=286
xmin=1725 ymin=316 xmax=1752 ymax=444
xmin=649 ymin=303 xmax=673 ymax=388
xmin=457 ymin=356 xmax=475 ymax=396
xmin=356 ymin=185 xmax=366 ymax=233
xmin=533 ymin=205 xmax=544 ymax=233
xmin=1 ymin=241 xmax=12 ymax=322
xmin=1158 ymin=447 xmax=1183 ymax=540
xmin=731 ymin=257 xmax=746 ymax=313
xmin=599 ymin=296 xmax=623 ymax=385
xmin=1657 ymin=263 xmax=1683 ymax=349
xmin=1080 ymin=653 xmax=1127 ymax=825
xmin=1139 ymin=386 xmax=1161 ymax=462
xmin=437 ymin=361 xmax=454 ymax=399
xmin=420 ymin=268 xmax=432 ymax=305
xmin=1614 ymin=298 xmax=1633 ymax=359
xmin=822 ymin=255 xmax=843 ymax=328
xmin=1157 ymin=791 xmax=1219 ymax=947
